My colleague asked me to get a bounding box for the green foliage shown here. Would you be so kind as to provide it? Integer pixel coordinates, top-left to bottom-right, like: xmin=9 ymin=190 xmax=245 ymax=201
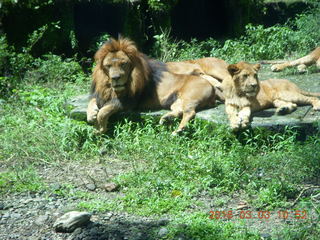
xmin=24 ymin=54 xmax=86 ymax=84
xmin=211 ymin=24 xmax=296 ymax=62
xmin=0 ymin=166 xmax=44 ymax=193
xmin=89 ymin=32 xmax=111 ymax=54
xmin=146 ymin=0 xmax=178 ymax=12
xmin=167 ymin=213 xmax=260 ymax=240
xmin=152 ymin=29 xmax=219 ymax=61
xmin=152 ymin=3 xmax=320 ymax=63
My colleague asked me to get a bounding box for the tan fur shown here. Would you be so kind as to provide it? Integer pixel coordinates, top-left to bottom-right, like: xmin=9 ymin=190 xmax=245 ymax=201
xmin=87 ymin=38 xmax=216 ymax=135
xmin=223 ymin=61 xmax=320 ymax=130
xmin=271 ymin=47 xmax=320 ymax=72
xmin=166 ymin=57 xmax=230 ymax=101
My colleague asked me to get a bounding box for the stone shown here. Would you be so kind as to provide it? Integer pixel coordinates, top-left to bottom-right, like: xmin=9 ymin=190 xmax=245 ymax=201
xmin=104 ymin=182 xmax=119 ymax=192
xmin=35 ymin=215 xmax=49 ymax=225
xmin=53 ymin=211 xmax=92 ymax=233
xmin=158 ymin=227 xmax=169 ymax=237
xmin=85 ymin=183 xmax=96 ymax=191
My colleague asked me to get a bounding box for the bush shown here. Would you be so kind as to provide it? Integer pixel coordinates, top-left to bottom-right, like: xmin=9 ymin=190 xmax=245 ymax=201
xmin=152 ymin=2 xmax=320 ymax=63
xmin=24 ymin=54 xmax=86 ymax=84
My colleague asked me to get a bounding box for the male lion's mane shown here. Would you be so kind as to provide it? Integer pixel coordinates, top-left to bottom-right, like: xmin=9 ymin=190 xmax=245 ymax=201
xmin=90 ymin=38 xmax=160 ymax=109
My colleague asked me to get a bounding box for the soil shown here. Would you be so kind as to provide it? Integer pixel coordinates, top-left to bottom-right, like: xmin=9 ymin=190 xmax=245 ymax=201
xmin=1 ymin=158 xmax=319 ymax=240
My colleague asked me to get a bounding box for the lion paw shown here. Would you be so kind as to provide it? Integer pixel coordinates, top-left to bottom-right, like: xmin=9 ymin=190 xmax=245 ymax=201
xmin=271 ymin=64 xmax=282 ymax=72
xmin=172 ymin=129 xmax=183 ymax=136
xmin=97 ymin=127 xmax=107 ymax=135
xmin=159 ymin=117 xmax=166 ymax=125
xmin=276 ymin=106 xmax=290 ymax=115
xmin=230 ymin=122 xmax=240 ymax=131
xmin=87 ymin=109 xmax=99 ymax=123
xmin=297 ymin=64 xmax=307 ymax=73
xmin=240 ymin=120 xmax=250 ymax=129
xmin=313 ymin=103 xmax=320 ymax=111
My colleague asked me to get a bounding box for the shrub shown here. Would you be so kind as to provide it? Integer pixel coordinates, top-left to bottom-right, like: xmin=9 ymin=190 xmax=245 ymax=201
xmin=152 ymin=2 xmax=320 ymax=63
xmin=24 ymin=54 xmax=86 ymax=84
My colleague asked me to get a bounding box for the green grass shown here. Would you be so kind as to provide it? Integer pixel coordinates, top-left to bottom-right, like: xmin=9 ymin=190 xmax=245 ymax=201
xmin=1 ymin=76 xmax=319 ymax=238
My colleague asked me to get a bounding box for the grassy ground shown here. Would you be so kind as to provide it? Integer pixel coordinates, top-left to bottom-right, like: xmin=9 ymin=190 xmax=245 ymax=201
xmin=1 ymin=66 xmax=320 ymax=239
xmin=1 ymin=5 xmax=320 ymax=236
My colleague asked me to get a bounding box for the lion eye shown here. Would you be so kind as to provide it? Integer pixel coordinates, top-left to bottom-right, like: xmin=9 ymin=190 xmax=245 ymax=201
xmin=243 ymin=74 xmax=248 ymax=78
xmin=104 ymin=64 xmax=112 ymax=68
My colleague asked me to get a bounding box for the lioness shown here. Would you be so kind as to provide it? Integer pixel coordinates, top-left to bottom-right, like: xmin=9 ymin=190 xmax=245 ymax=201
xmin=223 ymin=61 xmax=320 ymax=130
xmin=271 ymin=47 xmax=320 ymax=72
xmin=166 ymin=57 xmax=231 ymax=101
xmin=87 ymin=37 xmax=217 ymax=135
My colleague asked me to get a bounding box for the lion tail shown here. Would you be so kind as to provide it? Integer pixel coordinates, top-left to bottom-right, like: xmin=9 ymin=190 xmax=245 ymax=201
xmin=300 ymin=90 xmax=320 ymax=97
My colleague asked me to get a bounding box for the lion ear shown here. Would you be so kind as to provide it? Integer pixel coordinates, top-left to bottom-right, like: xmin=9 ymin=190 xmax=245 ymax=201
xmin=253 ymin=63 xmax=261 ymax=71
xmin=94 ymin=47 xmax=105 ymax=63
xmin=227 ymin=64 xmax=240 ymax=76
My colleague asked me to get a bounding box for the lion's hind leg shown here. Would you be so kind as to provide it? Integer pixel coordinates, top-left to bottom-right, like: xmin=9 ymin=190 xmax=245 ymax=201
xmin=277 ymin=91 xmax=320 ymax=111
xmin=271 ymin=54 xmax=315 ymax=72
xmin=173 ymin=83 xmax=215 ymax=135
xmin=173 ymin=109 xmax=196 ymax=136
xmin=316 ymin=58 xmax=320 ymax=69
xmin=159 ymin=99 xmax=183 ymax=125
xmin=159 ymin=97 xmax=197 ymax=136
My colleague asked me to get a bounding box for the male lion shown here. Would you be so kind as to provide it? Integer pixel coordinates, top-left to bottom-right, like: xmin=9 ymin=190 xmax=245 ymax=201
xmin=271 ymin=47 xmax=320 ymax=72
xmin=87 ymin=38 xmax=216 ymax=135
xmin=222 ymin=61 xmax=320 ymax=130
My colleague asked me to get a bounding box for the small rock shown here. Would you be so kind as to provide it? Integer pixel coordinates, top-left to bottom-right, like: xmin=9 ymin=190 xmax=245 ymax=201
xmin=35 ymin=215 xmax=49 ymax=226
xmin=11 ymin=213 xmax=21 ymax=219
xmin=99 ymin=148 xmax=108 ymax=156
xmin=0 ymin=202 xmax=5 ymax=210
xmin=53 ymin=211 xmax=92 ymax=233
xmin=85 ymin=183 xmax=96 ymax=191
xmin=260 ymin=233 xmax=271 ymax=239
xmin=158 ymin=227 xmax=169 ymax=237
xmin=104 ymin=182 xmax=119 ymax=192
xmin=51 ymin=183 xmax=62 ymax=191
xmin=2 ymin=212 xmax=10 ymax=218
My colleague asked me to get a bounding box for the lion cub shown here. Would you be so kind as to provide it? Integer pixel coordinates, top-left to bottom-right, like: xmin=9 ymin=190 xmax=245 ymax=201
xmin=222 ymin=61 xmax=320 ymax=130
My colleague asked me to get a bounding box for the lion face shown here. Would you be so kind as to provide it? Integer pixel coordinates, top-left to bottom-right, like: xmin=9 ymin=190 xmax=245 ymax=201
xmin=227 ymin=62 xmax=260 ymax=97
xmin=102 ymin=50 xmax=132 ymax=93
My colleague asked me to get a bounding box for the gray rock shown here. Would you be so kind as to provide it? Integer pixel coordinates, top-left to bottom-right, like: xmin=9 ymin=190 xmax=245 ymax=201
xmin=35 ymin=215 xmax=49 ymax=226
xmin=104 ymin=182 xmax=119 ymax=192
xmin=2 ymin=212 xmax=10 ymax=218
xmin=11 ymin=213 xmax=22 ymax=219
xmin=53 ymin=211 xmax=92 ymax=233
xmin=85 ymin=183 xmax=96 ymax=191
xmin=158 ymin=227 xmax=169 ymax=237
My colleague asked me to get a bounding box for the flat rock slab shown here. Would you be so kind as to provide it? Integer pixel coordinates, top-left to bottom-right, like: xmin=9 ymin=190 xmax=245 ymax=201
xmin=66 ymin=65 xmax=320 ymax=130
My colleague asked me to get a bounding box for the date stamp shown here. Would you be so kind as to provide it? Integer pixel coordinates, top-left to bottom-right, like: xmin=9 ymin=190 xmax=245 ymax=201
xmin=209 ymin=210 xmax=311 ymax=220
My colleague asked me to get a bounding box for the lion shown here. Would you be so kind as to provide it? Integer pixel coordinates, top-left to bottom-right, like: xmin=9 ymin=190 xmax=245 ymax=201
xmin=222 ymin=61 xmax=320 ymax=130
xmin=271 ymin=47 xmax=320 ymax=72
xmin=166 ymin=57 xmax=231 ymax=101
xmin=87 ymin=37 xmax=217 ymax=135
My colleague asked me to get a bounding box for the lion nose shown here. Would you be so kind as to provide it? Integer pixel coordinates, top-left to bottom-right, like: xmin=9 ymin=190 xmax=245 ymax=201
xmin=112 ymin=75 xmax=121 ymax=81
xmin=250 ymin=83 xmax=257 ymax=87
